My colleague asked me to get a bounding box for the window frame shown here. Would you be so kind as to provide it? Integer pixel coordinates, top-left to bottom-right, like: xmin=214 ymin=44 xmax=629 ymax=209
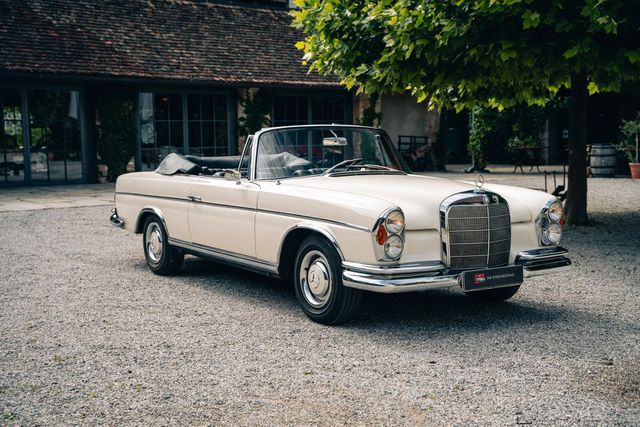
xmin=135 ymin=89 xmax=236 ymax=171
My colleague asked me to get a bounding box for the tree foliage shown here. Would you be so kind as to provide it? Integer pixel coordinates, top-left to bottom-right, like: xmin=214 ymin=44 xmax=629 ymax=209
xmin=468 ymin=103 xmax=550 ymax=169
xmin=355 ymin=93 xmax=383 ymax=127
xmin=294 ymin=0 xmax=639 ymax=111
xmin=293 ymin=0 xmax=640 ymax=225
xmin=96 ymin=91 xmax=136 ymax=182
xmin=238 ymin=89 xmax=271 ymax=137
xmin=615 ymin=112 xmax=640 ymax=163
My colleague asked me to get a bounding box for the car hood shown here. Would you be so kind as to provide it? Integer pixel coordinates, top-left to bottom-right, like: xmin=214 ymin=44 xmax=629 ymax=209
xmin=280 ymin=173 xmax=551 ymax=230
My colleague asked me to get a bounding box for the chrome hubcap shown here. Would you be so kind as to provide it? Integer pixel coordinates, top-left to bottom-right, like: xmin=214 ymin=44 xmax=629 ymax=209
xmin=145 ymin=223 xmax=163 ymax=264
xmin=299 ymin=250 xmax=332 ymax=308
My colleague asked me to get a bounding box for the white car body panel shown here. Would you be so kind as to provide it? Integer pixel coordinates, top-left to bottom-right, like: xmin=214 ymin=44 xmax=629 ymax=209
xmin=188 ymin=178 xmax=259 ymax=257
xmin=115 ymin=170 xmax=551 ymax=266
xmin=111 ymin=124 xmax=570 ymax=297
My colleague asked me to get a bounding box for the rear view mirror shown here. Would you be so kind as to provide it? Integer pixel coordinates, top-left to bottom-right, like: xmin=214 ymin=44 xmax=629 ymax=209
xmin=323 ymin=137 xmax=348 ymax=146
xmin=223 ymin=169 xmax=241 ymax=182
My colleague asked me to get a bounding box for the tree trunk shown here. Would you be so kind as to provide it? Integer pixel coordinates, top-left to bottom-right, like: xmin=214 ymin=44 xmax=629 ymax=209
xmin=566 ymin=73 xmax=590 ymax=225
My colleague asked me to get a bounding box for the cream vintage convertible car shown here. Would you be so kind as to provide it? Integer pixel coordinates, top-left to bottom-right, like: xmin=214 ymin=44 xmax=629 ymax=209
xmin=110 ymin=125 xmax=570 ymax=324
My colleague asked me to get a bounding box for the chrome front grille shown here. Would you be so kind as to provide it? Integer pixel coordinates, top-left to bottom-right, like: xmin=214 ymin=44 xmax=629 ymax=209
xmin=443 ymin=196 xmax=511 ymax=269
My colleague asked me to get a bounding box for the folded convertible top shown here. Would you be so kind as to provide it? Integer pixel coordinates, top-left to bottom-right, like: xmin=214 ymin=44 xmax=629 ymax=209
xmin=155 ymin=153 xmax=243 ymax=175
xmin=154 ymin=153 xmax=201 ymax=175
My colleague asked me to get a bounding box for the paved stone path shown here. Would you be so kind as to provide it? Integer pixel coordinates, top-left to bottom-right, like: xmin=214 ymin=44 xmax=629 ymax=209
xmin=0 ymin=184 xmax=114 ymax=212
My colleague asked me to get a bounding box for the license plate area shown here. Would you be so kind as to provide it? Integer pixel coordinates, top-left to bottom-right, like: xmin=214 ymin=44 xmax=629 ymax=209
xmin=460 ymin=265 xmax=523 ymax=292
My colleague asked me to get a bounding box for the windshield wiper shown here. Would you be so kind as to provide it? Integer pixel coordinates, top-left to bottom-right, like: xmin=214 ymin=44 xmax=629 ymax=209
xmin=322 ymin=158 xmax=363 ymax=175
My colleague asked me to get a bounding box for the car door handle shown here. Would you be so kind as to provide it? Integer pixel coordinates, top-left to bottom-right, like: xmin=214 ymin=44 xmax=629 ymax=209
xmin=187 ymin=195 xmax=201 ymax=202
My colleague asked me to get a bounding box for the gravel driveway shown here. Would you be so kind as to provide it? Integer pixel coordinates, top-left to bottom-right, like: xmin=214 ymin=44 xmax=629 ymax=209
xmin=1 ymin=176 xmax=639 ymax=425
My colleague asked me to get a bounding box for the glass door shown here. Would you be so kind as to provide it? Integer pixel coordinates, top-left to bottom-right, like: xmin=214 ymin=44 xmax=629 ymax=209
xmin=28 ymin=90 xmax=83 ymax=183
xmin=1 ymin=90 xmax=26 ymax=184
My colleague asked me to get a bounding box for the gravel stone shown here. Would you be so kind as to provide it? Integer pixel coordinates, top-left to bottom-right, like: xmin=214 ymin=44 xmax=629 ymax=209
xmin=1 ymin=175 xmax=639 ymax=425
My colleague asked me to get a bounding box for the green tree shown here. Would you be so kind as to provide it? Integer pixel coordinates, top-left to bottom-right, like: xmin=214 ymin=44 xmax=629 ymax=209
xmin=355 ymin=93 xmax=383 ymax=127
xmin=468 ymin=103 xmax=550 ymax=171
xmin=293 ymin=0 xmax=640 ymax=225
xmin=615 ymin=112 xmax=640 ymax=163
xmin=96 ymin=92 xmax=136 ymax=182
xmin=238 ymin=89 xmax=271 ymax=137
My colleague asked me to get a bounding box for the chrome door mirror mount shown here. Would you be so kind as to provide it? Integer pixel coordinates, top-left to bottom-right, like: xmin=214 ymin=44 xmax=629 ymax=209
xmin=223 ymin=169 xmax=242 ymax=183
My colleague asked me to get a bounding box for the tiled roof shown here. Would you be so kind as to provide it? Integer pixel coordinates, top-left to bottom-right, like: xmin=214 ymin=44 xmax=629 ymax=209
xmin=0 ymin=0 xmax=341 ymax=88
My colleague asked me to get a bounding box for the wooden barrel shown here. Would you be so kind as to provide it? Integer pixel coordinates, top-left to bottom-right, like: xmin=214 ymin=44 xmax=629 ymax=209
xmin=590 ymin=143 xmax=617 ymax=177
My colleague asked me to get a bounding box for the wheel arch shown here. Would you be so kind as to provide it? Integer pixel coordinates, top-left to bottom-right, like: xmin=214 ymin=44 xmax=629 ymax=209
xmin=135 ymin=207 xmax=168 ymax=234
xmin=277 ymin=224 xmax=344 ymax=282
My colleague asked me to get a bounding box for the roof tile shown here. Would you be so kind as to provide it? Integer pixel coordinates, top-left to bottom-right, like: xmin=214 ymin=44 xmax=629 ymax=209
xmin=0 ymin=0 xmax=341 ymax=88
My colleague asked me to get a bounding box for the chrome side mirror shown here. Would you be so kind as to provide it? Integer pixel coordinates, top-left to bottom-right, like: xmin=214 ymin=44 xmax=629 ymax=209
xmin=223 ymin=169 xmax=241 ymax=182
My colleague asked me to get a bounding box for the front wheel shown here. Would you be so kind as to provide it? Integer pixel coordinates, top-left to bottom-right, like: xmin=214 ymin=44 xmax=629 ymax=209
xmin=464 ymin=285 xmax=520 ymax=302
xmin=294 ymin=236 xmax=362 ymax=325
xmin=143 ymin=215 xmax=184 ymax=275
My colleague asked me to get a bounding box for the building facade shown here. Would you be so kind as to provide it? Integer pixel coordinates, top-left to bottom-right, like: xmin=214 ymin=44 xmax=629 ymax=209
xmin=0 ymin=0 xmax=387 ymax=186
xmin=0 ymin=0 xmax=450 ymax=187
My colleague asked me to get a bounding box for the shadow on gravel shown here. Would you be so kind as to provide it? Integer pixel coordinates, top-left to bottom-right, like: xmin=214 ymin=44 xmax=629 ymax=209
xmin=354 ymin=290 xmax=566 ymax=331
xmin=157 ymin=257 xmax=574 ymax=335
xmin=166 ymin=256 xmax=294 ymax=299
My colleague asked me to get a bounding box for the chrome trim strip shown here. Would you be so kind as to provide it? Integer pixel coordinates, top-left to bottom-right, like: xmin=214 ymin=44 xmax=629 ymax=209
xmin=257 ymin=209 xmax=370 ymax=232
xmin=168 ymin=237 xmax=279 ymax=275
xmin=342 ymin=247 xmax=571 ymax=293
xmin=117 ymin=191 xmax=369 ymax=232
xmin=342 ymin=260 xmax=446 ymax=276
xmin=523 ymin=264 xmax=572 ymax=277
xmin=342 ymin=271 xmax=459 ymax=294
xmin=327 ymin=170 xmax=406 ymax=178
xmin=117 ymin=191 xmax=199 ymax=204
xmin=516 ymin=247 xmax=568 ymax=261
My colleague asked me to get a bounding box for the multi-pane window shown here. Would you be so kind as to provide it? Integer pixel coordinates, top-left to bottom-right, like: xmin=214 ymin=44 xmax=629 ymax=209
xmin=187 ymin=94 xmax=228 ymax=157
xmin=273 ymin=95 xmax=345 ymax=126
xmin=273 ymin=96 xmax=308 ymax=127
xmin=28 ymin=90 xmax=82 ymax=182
xmin=311 ymin=96 xmax=345 ymax=124
xmin=139 ymin=93 xmax=183 ymax=170
xmin=1 ymin=90 xmax=24 ymax=184
xmin=271 ymin=95 xmax=347 ymax=161
xmin=139 ymin=92 xmax=229 ymax=170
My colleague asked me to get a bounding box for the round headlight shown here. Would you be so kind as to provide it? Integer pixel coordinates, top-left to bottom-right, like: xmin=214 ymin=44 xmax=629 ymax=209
xmin=542 ymin=222 xmax=562 ymax=245
xmin=383 ymin=234 xmax=404 ymax=259
xmin=547 ymin=200 xmax=564 ymax=222
xmin=384 ymin=210 xmax=405 ymax=234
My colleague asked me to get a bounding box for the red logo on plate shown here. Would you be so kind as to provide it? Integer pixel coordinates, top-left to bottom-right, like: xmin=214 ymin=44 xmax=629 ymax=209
xmin=474 ymin=273 xmax=486 ymax=285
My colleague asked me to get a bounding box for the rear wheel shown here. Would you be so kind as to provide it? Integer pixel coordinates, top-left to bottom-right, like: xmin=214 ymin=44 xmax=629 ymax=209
xmin=143 ymin=215 xmax=184 ymax=275
xmin=464 ymin=285 xmax=520 ymax=302
xmin=293 ymin=236 xmax=362 ymax=325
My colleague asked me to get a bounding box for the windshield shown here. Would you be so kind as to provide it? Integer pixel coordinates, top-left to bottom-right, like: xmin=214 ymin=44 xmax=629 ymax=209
xmin=255 ymin=127 xmax=407 ymax=180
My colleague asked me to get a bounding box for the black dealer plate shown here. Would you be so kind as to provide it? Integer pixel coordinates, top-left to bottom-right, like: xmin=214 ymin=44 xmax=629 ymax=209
xmin=460 ymin=265 xmax=524 ymax=292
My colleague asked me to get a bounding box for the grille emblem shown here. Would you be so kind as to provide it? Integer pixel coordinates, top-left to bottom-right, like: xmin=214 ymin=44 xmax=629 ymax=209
xmin=483 ymin=195 xmax=490 ymax=205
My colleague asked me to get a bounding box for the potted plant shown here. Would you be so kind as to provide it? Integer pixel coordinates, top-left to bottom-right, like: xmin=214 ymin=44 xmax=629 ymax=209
xmin=615 ymin=113 xmax=640 ymax=179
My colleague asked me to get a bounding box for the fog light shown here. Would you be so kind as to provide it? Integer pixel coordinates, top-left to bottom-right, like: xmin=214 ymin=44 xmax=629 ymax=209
xmin=383 ymin=234 xmax=404 ymax=259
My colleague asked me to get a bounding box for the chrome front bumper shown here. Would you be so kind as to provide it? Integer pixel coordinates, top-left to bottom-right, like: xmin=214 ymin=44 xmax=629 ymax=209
xmin=342 ymin=246 xmax=571 ymax=294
